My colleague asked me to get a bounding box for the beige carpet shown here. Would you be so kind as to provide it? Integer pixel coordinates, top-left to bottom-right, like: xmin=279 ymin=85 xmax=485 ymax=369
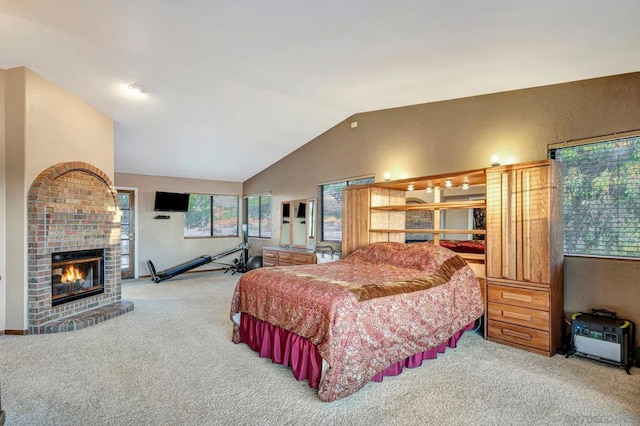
xmin=1 ymin=271 xmax=639 ymax=426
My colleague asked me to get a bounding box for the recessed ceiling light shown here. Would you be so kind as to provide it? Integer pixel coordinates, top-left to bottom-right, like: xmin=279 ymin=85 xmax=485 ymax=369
xmin=128 ymin=83 xmax=147 ymax=95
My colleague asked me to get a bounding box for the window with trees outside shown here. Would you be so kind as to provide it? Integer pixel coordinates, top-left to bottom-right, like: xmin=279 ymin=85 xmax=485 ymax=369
xmin=184 ymin=194 xmax=239 ymax=237
xmin=245 ymin=194 xmax=272 ymax=238
xmin=319 ymin=176 xmax=375 ymax=242
xmin=550 ymin=132 xmax=640 ymax=259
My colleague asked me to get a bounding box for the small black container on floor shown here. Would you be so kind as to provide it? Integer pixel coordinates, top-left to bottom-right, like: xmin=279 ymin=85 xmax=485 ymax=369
xmin=565 ymin=308 xmax=635 ymax=374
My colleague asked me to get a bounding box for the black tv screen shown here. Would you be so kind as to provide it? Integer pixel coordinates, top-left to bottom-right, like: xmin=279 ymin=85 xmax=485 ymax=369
xmin=154 ymin=191 xmax=190 ymax=212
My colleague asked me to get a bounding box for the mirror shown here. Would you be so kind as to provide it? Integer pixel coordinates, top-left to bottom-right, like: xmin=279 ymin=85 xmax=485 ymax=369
xmin=307 ymin=199 xmax=316 ymax=249
xmin=280 ymin=201 xmax=291 ymax=246
xmin=280 ymin=198 xmax=316 ymax=248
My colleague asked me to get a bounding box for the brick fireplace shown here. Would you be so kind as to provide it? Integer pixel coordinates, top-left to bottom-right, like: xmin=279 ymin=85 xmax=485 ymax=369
xmin=27 ymin=162 xmax=133 ymax=334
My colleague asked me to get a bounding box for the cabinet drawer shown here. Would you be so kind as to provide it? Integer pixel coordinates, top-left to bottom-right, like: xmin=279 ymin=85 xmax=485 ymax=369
xmin=487 ymin=284 xmax=549 ymax=310
xmin=291 ymin=253 xmax=313 ymax=265
xmin=278 ymin=252 xmax=291 ymax=261
xmin=488 ymin=302 xmax=549 ymax=331
xmin=488 ymin=320 xmax=550 ymax=352
xmin=262 ymin=259 xmax=277 ymax=267
xmin=263 ymin=250 xmax=278 ymax=260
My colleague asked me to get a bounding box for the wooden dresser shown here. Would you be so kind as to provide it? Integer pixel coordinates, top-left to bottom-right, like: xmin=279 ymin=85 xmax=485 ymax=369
xmin=262 ymin=247 xmax=316 ymax=267
xmin=485 ymin=160 xmax=563 ymax=356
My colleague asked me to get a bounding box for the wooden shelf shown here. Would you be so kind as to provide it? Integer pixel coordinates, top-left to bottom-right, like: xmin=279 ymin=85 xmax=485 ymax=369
xmin=371 ymin=200 xmax=486 ymax=211
xmin=457 ymin=252 xmax=485 ymax=261
xmin=369 ymin=168 xmax=487 ymax=191
xmin=370 ymin=228 xmax=486 ymax=235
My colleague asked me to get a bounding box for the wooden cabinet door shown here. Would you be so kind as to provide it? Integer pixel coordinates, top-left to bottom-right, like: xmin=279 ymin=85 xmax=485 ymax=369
xmin=486 ymin=169 xmax=517 ymax=280
xmin=342 ymin=187 xmax=371 ymax=257
xmin=516 ymin=164 xmax=551 ymax=284
xmin=486 ymin=163 xmax=552 ymax=284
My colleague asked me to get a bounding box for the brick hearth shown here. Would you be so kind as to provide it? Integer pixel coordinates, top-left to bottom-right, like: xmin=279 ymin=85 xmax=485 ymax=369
xmin=27 ymin=161 xmax=133 ymax=334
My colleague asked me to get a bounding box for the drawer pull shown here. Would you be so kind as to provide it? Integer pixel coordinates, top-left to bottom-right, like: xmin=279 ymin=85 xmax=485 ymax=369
xmin=502 ymin=328 xmax=532 ymax=341
xmin=501 ymin=292 xmax=532 ymax=303
xmin=502 ymin=310 xmax=532 ymax=322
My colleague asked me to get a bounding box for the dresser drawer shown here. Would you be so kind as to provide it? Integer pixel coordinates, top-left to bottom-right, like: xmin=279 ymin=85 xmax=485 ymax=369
xmin=488 ymin=302 xmax=549 ymax=331
xmin=488 ymin=320 xmax=550 ymax=352
xmin=487 ymin=320 xmax=549 ymax=351
xmin=278 ymin=252 xmax=291 ymax=262
xmin=487 ymin=283 xmax=549 ymax=310
xmin=263 ymin=250 xmax=278 ymax=261
xmin=262 ymin=250 xmax=278 ymax=267
xmin=291 ymin=253 xmax=314 ymax=265
xmin=262 ymin=258 xmax=277 ymax=267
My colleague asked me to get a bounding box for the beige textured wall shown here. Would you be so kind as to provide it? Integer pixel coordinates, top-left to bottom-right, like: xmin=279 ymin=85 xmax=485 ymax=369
xmin=0 ymin=69 xmax=6 ymax=332
xmin=244 ymin=72 xmax=640 ymax=342
xmin=115 ymin=173 xmax=243 ymax=277
xmin=24 ymin=68 xmax=114 ymax=183
xmin=4 ymin=68 xmax=28 ymax=331
xmin=2 ymin=67 xmax=115 ymax=332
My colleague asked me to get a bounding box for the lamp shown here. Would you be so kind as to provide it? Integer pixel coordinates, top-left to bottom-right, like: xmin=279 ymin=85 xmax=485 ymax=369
xmin=426 ymin=186 xmax=433 ymax=193
xmin=407 ymin=184 xmax=414 ymax=191
xmin=444 ymin=179 xmax=452 ymax=188
xmin=462 ymin=182 xmax=469 ymax=190
xmin=491 ymin=155 xmax=500 ymax=167
xmin=383 ymin=172 xmax=391 ymax=182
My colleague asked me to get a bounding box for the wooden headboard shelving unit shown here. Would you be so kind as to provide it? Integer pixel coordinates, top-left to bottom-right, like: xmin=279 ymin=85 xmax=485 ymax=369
xmin=342 ymin=167 xmax=487 ymax=279
xmin=341 ymin=160 xmax=564 ymax=357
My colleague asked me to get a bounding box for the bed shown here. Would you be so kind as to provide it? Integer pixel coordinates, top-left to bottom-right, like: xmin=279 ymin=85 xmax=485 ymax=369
xmin=230 ymin=241 xmax=484 ymax=402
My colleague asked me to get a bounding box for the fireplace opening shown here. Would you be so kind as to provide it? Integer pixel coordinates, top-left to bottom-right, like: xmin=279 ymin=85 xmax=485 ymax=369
xmin=51 ymin=249 xmax=105 ymax=306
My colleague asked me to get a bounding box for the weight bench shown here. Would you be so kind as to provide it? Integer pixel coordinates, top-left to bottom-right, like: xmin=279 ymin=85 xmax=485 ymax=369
xmin=147 ymin=255 xmax=212 ymax=283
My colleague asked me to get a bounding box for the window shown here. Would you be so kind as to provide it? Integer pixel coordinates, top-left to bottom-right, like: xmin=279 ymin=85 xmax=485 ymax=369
xmin=550 ymin=133 xmax=640 ymax=259
xmin=319 ymin=176 xmax=374 ymax=242
xmin=184 ymin=194 xmax=239 ymax=237
xmin=245 ymin=194 xmax=272 ymax=238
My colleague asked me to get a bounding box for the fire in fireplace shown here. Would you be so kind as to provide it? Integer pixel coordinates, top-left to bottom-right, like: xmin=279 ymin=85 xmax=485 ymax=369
xmin=51 ymin=249 xmax=105 ymax=306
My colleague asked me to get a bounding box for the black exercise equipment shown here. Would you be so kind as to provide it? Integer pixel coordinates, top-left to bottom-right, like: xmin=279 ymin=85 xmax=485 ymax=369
xmin=147 ymin=243 xmax=252 ymax=283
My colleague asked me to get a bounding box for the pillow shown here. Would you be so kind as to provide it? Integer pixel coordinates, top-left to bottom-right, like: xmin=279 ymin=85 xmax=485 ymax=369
xmin=344 ymin=242 xmax=456 ymax=272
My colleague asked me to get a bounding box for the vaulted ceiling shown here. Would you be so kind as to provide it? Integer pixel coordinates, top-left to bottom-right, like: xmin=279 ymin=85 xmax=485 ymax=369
xmin=2 ymin=1 xmax=640 ymax=182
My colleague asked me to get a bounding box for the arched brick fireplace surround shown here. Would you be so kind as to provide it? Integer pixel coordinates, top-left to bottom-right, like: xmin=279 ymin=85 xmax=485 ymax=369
xmin=27 ymin=162 xmax=133 ymax=334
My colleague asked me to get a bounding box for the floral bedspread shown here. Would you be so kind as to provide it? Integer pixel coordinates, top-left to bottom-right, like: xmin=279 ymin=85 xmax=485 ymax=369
xmin=230 ymin=242 xmax=484 ymax=402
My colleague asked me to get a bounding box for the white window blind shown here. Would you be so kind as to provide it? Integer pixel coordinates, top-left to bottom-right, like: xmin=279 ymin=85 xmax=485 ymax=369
xmin=319 ymin=176 xmax=374 ymax=242
xmin=246 ymin=194 xmax=272 ymax=238
xmin=550 ymin=135 xmax=640 ymax=259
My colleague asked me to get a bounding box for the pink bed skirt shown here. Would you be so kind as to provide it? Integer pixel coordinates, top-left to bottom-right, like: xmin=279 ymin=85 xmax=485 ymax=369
xmin=238 ymin=313 xmax=474 ymax=389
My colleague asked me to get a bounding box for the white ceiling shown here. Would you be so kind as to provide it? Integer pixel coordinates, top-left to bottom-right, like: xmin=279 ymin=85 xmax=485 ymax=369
xmin=2 ymin=1 xmax=640 ymax=182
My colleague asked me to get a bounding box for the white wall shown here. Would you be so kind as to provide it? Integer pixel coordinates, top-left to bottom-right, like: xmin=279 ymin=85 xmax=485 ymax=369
xmin=0 ymin=69 xmax=6 ymax=332
xmin=114 ymin=173 xmax=244 ymax=277
xmin=24 ymin=67 xmax=114 ymax=183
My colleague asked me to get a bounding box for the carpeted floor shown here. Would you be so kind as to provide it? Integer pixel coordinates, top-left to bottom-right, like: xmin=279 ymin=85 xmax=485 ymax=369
xmin=0 ymin=270 xmax=639 ymax=426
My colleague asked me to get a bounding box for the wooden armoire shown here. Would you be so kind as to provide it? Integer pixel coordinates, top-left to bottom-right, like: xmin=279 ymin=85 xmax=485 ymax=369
xmin=485 ymin=160 xmax=563 ymax=356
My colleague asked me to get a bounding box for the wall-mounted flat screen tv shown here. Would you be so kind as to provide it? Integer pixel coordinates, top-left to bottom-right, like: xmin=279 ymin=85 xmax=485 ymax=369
xmin=154 ymin=191 xmax=190 ymax=212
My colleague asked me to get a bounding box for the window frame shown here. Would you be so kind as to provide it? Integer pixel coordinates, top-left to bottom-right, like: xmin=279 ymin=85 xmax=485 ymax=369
xmin=549 ymin=129 xmax=640 ymax=260
xmin=318 ymin=175 xmax=375 ymax=243
xmin=244 ymin=193 xmax=272 ymax=239
xmin=184 ymin=193 xmax=240 ymax=238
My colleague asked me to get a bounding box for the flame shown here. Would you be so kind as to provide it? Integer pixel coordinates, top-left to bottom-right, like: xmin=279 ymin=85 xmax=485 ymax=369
xmin=61 ymin=265 xmax=84 ymax=283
